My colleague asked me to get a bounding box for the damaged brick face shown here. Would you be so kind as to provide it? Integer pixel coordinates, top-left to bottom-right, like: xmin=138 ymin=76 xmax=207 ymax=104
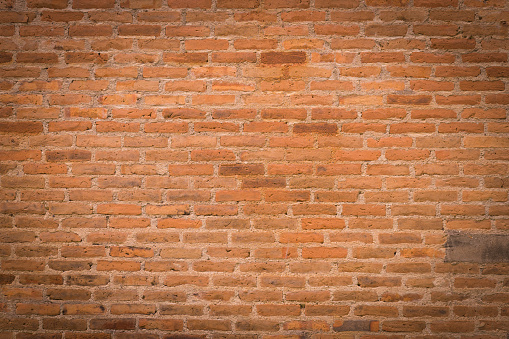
xmin=0 ymin=0 xmax=509 ymax=337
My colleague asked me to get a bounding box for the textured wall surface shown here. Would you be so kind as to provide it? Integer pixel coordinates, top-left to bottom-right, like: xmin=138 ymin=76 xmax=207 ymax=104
xmin=0 ymin=0 xmax=508 ymax=337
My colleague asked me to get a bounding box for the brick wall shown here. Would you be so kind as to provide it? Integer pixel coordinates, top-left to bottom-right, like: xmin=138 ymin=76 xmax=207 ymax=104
xmin=0 ymin=0 xmax=508 ymax=337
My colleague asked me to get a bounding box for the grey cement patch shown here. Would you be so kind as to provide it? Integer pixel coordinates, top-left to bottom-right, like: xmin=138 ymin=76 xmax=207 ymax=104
xmin=445 ymin=232 xmax=509 ymax=263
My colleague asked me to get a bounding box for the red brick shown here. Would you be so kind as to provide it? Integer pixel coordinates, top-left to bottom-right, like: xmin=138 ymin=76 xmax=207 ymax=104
xmin=315 ymin=0 xmax=359 ymax=7
xmin=69 ymin=25 xmax=112 ymax=37
xmin=261 ymin=51 xmax=306 ymax=64
xmin=73 ymin=0 xmax=114 ymax=7
xmin=90 ymin=319 xmax=136 ymax=330
xmin=27 ymin=0 xmax=67 ymax=8
xmin=382 ymin=321 xmax=426 ymax=332
xmin=97 ymin=204 xmax=141 ymax=215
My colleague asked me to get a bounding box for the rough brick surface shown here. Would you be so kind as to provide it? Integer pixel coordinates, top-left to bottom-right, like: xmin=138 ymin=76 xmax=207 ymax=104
xmin=0 ymin=0 xmax=508 ymax=337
